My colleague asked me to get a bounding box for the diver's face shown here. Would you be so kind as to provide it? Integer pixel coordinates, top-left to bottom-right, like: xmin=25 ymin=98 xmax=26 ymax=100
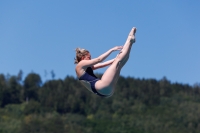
xmin=83 ymin=53 xmax=91 ymax=60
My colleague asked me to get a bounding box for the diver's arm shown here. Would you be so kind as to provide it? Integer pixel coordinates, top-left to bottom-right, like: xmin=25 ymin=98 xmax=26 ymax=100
xmin=92 ymin=59 xmax=115 ymax=70
xmin=78 ymin=46 xmax=122 ymax=68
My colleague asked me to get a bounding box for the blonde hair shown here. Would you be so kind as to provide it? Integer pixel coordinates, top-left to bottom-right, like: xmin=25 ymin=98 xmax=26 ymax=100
xmin=74 ymin=48 xmax=89 ymax=64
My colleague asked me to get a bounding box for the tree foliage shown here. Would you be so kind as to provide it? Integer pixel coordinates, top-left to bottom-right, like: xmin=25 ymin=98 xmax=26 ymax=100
xmin=0 ymin=71 xmax=200 ymax=133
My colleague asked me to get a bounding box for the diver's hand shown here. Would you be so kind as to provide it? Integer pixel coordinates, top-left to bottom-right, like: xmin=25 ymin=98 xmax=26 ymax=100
xmin=111 ymin=46 xmax=123 ymax=52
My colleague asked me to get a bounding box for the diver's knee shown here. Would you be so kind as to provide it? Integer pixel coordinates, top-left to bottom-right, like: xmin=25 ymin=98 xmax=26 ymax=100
xmin=116 ymin=53 xmax=123 ymax=61
xmin=115 ymin=60 xmax=122 ymax=69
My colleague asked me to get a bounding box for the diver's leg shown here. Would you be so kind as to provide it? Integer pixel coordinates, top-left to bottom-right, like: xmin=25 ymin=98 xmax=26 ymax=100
xmin=107 ymin=48 xmax=130 ymax=88
xmin=95 ymin=27 xmax=136 ymax=91
xmin=103 ymin=27 xmax=136 ymax=87
xmin=113 ymin=27 xmax=135 ymax=68
xmin=121 ymin=27 xmax=136 ymax=53
xmin=110 ymin=45 xmax=132 ymax=87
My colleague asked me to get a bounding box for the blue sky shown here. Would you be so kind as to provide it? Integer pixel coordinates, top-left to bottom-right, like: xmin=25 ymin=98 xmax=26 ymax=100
xmin=0 ymin=1 xmax=200 ymax=85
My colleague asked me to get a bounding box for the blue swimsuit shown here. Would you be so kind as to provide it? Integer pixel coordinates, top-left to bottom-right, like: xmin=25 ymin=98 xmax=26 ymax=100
xmin=79 ymin=67 xmax=107 ymax=97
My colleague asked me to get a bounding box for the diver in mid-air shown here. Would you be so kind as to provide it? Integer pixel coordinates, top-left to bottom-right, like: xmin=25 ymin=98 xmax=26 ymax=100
xmin=75 ymin=27 xmax=137 ymax=97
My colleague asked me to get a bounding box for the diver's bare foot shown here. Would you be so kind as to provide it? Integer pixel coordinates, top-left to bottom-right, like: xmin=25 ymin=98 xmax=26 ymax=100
xmin=127 ymin=27 xmax=136 ymax=43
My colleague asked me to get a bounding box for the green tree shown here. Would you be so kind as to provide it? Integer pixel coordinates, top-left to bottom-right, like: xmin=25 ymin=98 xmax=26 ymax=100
xmin=19 ymin=114 xmax=65 ymax=133
xmin=0 ymin=76 xmax=21 ymax=107
xmin=23 ymin=73 xmax=42 ymax=102
xmin=0 ymin=74 xmax=6 ymax=107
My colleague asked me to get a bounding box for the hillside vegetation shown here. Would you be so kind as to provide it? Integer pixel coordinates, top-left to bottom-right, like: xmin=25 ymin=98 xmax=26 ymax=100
xmin=0 ymin=72 xmax=200 ymax=133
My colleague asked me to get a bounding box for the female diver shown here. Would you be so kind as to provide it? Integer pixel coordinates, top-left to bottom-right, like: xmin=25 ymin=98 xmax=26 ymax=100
xmin=75 ymin=27 xmax=136 ymax=97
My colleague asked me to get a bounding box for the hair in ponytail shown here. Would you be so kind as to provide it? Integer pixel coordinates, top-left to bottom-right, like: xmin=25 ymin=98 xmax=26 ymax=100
xmin=74 ymin=48 xmax=89 ymax=64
